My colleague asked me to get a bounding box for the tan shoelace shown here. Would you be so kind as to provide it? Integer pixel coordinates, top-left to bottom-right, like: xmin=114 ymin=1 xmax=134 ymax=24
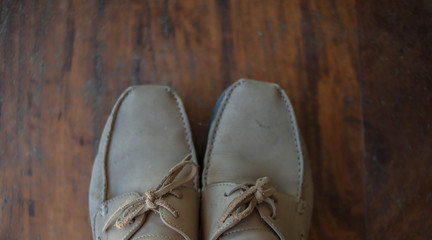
xmin=102 ymin=154 xmax=198 ymax=232
xmin=219 ymin=177 xmax=277 ymax=223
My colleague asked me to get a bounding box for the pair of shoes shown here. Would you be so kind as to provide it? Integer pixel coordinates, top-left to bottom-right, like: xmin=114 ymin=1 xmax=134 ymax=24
xmin=89 ymin=79 xmax=313 ymax=240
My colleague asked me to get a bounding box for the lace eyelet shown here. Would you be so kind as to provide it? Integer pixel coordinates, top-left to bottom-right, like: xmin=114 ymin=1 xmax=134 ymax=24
xmin=224 ymin=192 xmax=228 ymax=197
xmin=129 ymin=218 xmax=136 ymax=224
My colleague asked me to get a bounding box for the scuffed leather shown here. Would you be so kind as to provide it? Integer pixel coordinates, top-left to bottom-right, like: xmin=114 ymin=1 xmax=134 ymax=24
xmin=90 ymin=88 xmax=132 ymax=223
xmin=202 ymin=79 xmax=313 ymax=240
xmin=89 ymin=86 xmax=199 ymax=240
xmin=107 ymin=86 xmax=197 ymax=197
xmin=94 ymin=193 xmax=147 ymax=240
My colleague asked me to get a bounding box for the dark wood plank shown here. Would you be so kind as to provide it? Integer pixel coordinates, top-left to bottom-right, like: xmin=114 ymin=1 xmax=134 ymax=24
xmin=357 ymin=0 xmax=432 ymax=239
xmin=0 ymin=0 xmax=363 ymax=239
xmin=0 ymin=1 xmax=104 ymax=238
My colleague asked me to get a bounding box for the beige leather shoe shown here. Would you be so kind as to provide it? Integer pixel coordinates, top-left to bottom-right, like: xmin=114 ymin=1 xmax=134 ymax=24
xmin=202 ymin=79 xmax=313 ymax=240
xmin=89 ymin=86 xmax=199 ymax=240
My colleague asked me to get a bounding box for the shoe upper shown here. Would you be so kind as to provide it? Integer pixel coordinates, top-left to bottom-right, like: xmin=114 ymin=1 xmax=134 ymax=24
xmin=89 ymin=86 xmax=199 ymax=240
xmin=202 ymin=79 xmax=313 ymax=240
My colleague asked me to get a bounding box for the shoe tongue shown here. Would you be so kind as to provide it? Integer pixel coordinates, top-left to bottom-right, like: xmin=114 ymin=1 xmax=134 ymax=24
xmin=133 ymin=211 xmax=183 ymax=239
xmin=220 ymin=211 xmax=279 ymax=240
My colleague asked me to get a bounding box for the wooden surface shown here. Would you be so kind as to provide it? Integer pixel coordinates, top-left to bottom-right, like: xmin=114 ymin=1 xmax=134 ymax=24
xmin=0 ymin=0 xmax=430 ymax=239
xmin=358 ymin=1 xmax=432 ymax=239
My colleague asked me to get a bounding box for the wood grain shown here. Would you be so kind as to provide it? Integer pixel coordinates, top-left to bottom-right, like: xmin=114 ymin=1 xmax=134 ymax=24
xmin=357 ymin=0 xmax=432 ymax=239
xmin=0 ymin=0 xmax=429 ymax=239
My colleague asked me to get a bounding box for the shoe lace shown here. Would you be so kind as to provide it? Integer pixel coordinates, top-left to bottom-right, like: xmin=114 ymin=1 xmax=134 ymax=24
xmin=102 ymin=154 xmax=198 ymax=232
xmin=219 ymin=177 xmax=277 ymax=223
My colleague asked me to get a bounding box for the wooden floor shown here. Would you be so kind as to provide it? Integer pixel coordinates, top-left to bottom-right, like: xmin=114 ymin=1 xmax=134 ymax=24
xmin=1 ymin=0 xmax=431 ymax=239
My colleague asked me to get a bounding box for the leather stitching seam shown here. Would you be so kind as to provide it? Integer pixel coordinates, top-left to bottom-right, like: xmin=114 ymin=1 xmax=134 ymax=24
xmin=165 ymin=87 xmax=198 ymax=189
xmin=100 ymin=87 xmax=134 ymax=207
xmin=160 ymin=210 xmax=189 ymax=240
xmin=205 ymin=183 xmax=237 ymax=189
xmin=203 ymin=80 xmax=245 ymax=187
xmin=276 ymin=85 xmax=303 ymax=200
xmin=210 ymin=218 xmax=236 ymax=240
xmin=123 ymin=216 xmax=143 ymax=240
xmin=220 ymin=227 xmax=271 ymax=237
xmin=132 ymin=235 xmax=182 ymax=240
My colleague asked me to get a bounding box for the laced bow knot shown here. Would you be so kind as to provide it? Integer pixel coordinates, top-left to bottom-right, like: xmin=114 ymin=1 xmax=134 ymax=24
xmin=102 ymin=154 xmax=198 ymax=232
xmin=144 ymin=190 xmax=158 ymax=209
xmin=219 ymin=177 xmax=277 ymax=223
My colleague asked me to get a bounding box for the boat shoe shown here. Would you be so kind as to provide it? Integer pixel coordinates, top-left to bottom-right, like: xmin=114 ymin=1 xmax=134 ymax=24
xmin=201 ymin=79 xmax=313 ymax=240
xmin=89 ymin=86 xmax=199 ymax=240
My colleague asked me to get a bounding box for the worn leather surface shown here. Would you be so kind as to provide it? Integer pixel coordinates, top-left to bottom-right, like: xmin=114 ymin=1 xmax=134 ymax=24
xmin=202 ymin=184 xmax=280 ymax=240
xmin=89 ymin=86 xmax=199 ymax=240
xmin=202 ymin=79 xmax=313 ymax=240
